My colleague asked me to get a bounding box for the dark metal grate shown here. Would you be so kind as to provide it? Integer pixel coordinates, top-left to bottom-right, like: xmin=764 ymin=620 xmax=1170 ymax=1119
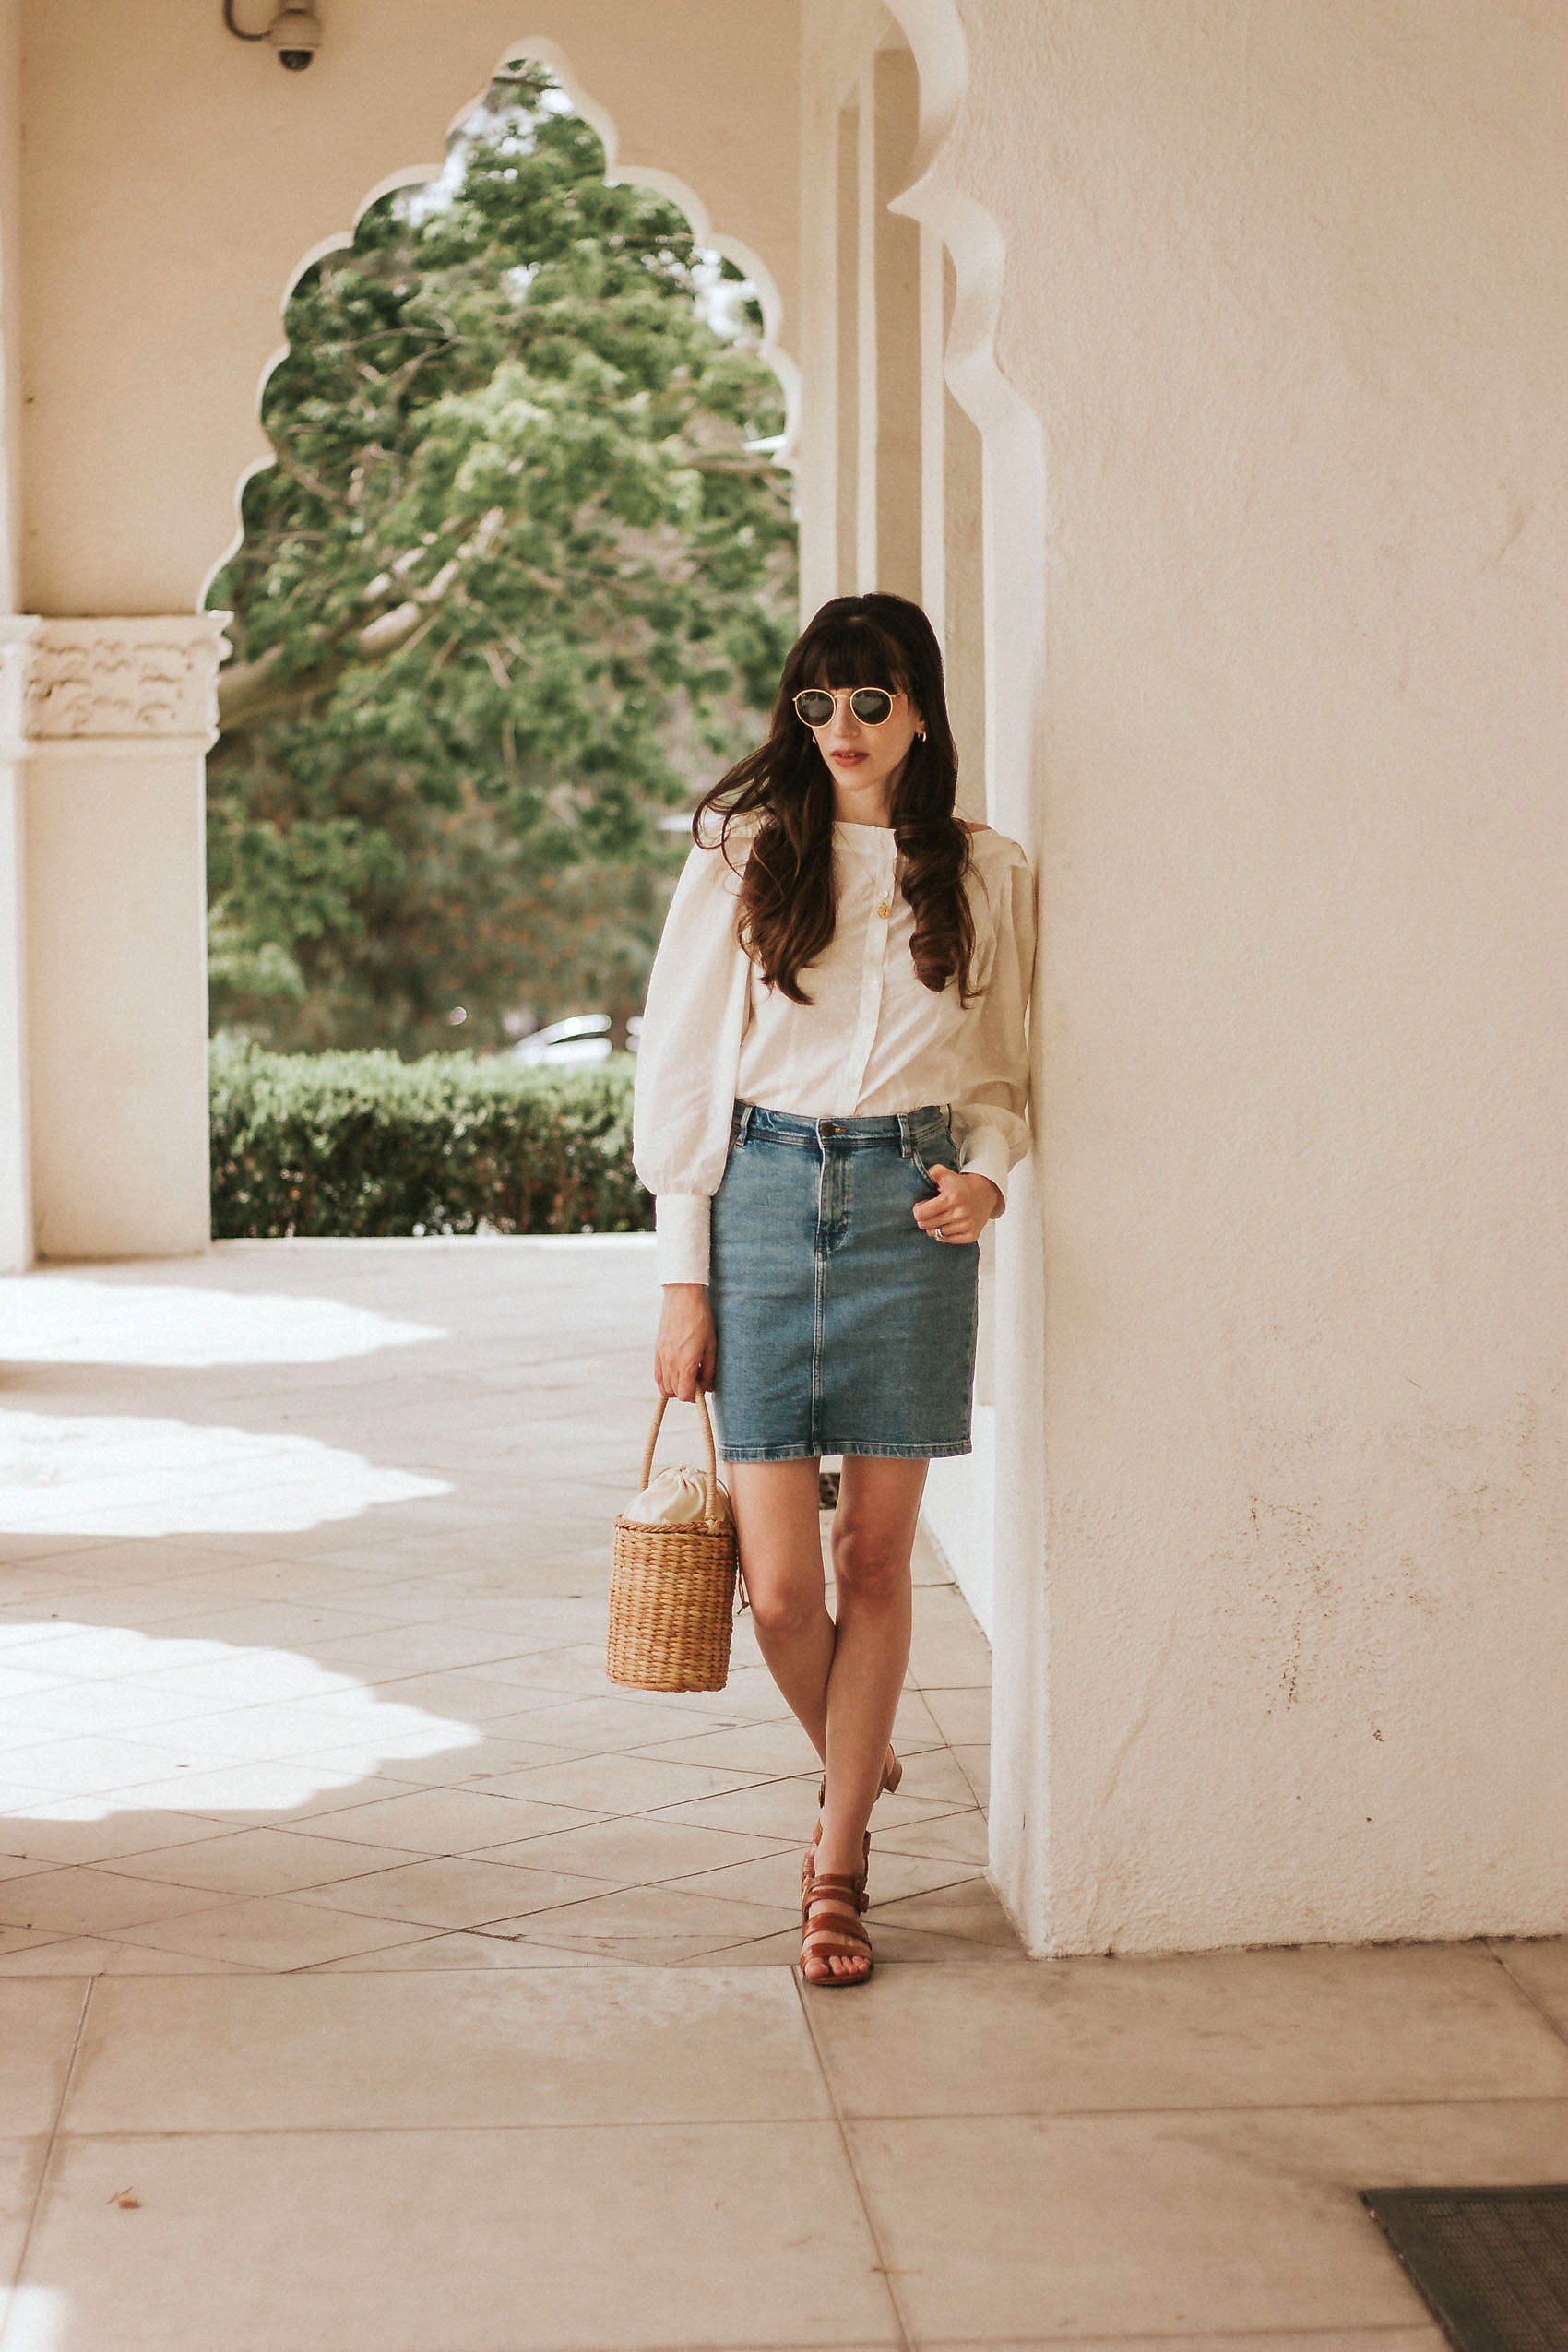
xmin=1360 ymin=2186 xmax=1568 ymax=2352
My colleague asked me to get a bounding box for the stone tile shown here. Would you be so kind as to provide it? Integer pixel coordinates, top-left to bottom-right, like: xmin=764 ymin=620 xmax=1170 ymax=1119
xmin=309 ymin=1932 xmax=623 ymax=1973
xmin=336 ymin=1668 xmax=571 ymax=1722
xmin=671 ymin=1929 xmax=808 ymax=1967
xmin=0 ymin=1923 xmax=65 ymax=1957
xmin=478 ymin=1816 xmax=795 ymax=1886
xmin=107 ymin=1896 xmax=436 ymax=1971
xmin=650 ymin=1779 xmax=967 ymax=1844
xmin=303 ymin=1624 xmax=540 ymax=1678
xmin=0 ymin=1981 xmax=92 ymax=2131
xmin=56 ymin=1759 xmax=380 ymax=1817
xmin=875 ymin=1745 xmax=984 ymax=1811
xmin=627 ymin=1719 xmax=826 ymax=1776
xmin=327 ymin=1734 xmax=579 ymax=1788
xmin=0 ymin=1938 xmax=257 ymax=1977
xmin=920 ymin=1685 xmax=992 ymax=1745
xmin=814 ymin=1943 xmax=1568 ymax=2120
xmin=847 ymin=2102 xmax=1568 ymax=2345
xmin=0 ymin=2136 xmax=48 ymax=2285
xmin=952 ymin=1740 xmax=991 ymax=1806
xmin=456 ymin=1647 xmax=631 ymax=1695
xmin=149 ymin=1769 xmax=434 ymax=1827
xmin=890 ymin=1690 xmax=945 ymax=1749
xmin=639 ymin=1777 xmax=821 ymax=1841
xmin=129 ymin=1599 xmax=404 ymax=1649
xmin=481 ymin=1753 xmax=769 ymax=1815
xmin=915 ymin=2336 xmax=1446 ymax=2351
xmin=294 ymin=1855 xmax=618 ymax=1929
xmin=0 ymin=1810 xmax=229 ymax=1870
xmin=0 ymin=1868 xmax=232 ymax=1939
xmin=67 ymin=1968 xmax=829 ymax=2131
xmin=23 ymin=2122 xmax=898 ymax=2351
xmin=290 ymin=1785 xmax=607 ymax=1856
xmin=1491 ymin=1934 xmax=1568 ymax=2037
xmin=867 ymin=1879 xmax=1017 ymax=1946
xmin=0 ymin=1734 xmax=225 ymax=1799
xmin=646 ymin=1665 xmax=794 ymax=1727
xmin=102 ymin=1828 xmax=418 ymax=1898
xmin=103 ymin=1702 xmax=436 ymax=1765
xmin=678 ymin=1849 xmax=980 ymax=1915
xmin=0 ymin=1853 xmax=53 ymax=1884
xmin=873 ymin=1810 xmax=992 ymax=1867
xmin=834 ymin=1922 xmax=1028 ymax=1967
xmin=0 ymin=1680 xmax=260 ymax=1740
xmin=473 ymin=1695 xmax=708 ymax=1753
xmin=502 ymin=1884 xmax=799 ymax=1955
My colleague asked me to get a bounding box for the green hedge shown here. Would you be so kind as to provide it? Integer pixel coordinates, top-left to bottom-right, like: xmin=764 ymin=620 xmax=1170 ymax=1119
xmin=209 ymin=1039 xmax=653 ymax=1240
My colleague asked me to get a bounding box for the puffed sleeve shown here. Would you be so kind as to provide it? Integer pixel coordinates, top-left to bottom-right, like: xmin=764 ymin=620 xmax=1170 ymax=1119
xmin=632 ymin=827 xmax=753 ymax=1284
xmin=950 ymin=838 xmax=1036 ymax=1209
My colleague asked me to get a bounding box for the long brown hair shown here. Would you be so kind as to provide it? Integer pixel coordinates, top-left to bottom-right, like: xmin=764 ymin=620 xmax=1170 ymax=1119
xmin=693 ymin=594 xmax=977 ymax=1004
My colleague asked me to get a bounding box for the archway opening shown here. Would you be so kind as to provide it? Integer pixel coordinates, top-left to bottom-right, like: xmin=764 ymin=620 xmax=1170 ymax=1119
xmin=205 ymin=58 xmax=798 ymax=1064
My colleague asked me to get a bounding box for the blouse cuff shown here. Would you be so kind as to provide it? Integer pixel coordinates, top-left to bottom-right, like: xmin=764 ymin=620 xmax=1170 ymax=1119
xmin=956 ymin=1126 xmax=1014 ymax=1212
xmin=655 ymin=1194 xmax=712 ymax=1286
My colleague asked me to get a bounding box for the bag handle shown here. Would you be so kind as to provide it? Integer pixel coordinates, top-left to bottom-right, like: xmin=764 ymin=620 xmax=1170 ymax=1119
xmin=638 ymin=1387 xmax=719 ymax=1520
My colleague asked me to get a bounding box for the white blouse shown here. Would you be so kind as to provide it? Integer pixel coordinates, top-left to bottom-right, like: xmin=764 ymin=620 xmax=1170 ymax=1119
xmin=633 ymin=814 xmax=1036 ymax=1285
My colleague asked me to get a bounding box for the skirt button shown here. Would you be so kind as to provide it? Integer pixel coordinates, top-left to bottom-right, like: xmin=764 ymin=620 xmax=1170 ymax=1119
xmin=820 ymin=1120 xmax=837 ymax=1136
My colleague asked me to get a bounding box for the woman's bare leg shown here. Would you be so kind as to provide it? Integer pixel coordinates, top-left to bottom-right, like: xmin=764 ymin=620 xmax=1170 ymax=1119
xmin=729 ymin=1453 xmax=927 ymax=1978
xmin=816 ymin=1456 xmax=927 ymax=1889
xmin=727 ymin=1460 xmax=835 ymax=1754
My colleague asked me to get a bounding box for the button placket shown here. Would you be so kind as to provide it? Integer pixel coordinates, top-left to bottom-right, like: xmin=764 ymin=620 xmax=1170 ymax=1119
xmin=838 ymin=837 xmax=897 ymax=1107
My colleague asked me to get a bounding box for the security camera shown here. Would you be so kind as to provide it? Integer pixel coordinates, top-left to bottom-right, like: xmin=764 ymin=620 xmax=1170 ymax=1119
xmin=268 ymin=5 xmax=321 ymax=68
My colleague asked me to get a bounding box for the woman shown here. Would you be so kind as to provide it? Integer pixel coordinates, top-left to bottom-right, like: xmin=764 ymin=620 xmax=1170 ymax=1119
xmin=632 ymin=592 xmax=1034 ymax=1985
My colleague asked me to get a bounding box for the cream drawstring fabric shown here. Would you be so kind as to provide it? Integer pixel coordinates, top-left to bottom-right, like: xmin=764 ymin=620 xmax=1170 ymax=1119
xmin=620 ymin=1463 xmax=733 ymax=1528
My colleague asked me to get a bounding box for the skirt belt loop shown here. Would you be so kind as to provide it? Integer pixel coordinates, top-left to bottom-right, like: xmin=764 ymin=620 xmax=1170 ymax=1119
xmin=897 ymin=1111 xmax=914 ymax=1161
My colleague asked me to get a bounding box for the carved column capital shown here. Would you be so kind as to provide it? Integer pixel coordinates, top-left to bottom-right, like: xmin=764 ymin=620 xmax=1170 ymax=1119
xmin=0 ymin=613 xmax=232 ymax=757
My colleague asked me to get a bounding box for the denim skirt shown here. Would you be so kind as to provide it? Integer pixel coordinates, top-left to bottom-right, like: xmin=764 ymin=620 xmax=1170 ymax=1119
xmin=707 ymin=1101 xmax=980 ymax=1462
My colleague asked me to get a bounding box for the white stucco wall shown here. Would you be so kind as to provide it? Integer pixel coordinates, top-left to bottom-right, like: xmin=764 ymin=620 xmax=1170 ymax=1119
xmin=0 ymin=0 xmax=25 ymax=1271
xmin=921 ymin=1401 xmax=995 ymax=1635
xmin=897 ymin=0 xmax=1568 ymax=1953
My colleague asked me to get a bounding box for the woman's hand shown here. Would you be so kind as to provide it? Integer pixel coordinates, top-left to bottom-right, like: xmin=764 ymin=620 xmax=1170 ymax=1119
xmin=656 ymin=1283 xmax=717 ymax=1400
xmin=911 ymin=1164 xmax=1003 ymax=1248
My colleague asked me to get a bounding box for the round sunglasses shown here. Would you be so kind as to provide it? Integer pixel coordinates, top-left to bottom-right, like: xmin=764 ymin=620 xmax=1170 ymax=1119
xmin=792 ymin=685 xmax=899 ymax=728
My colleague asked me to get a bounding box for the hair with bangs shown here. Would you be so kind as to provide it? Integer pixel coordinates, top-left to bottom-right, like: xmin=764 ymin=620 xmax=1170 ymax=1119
xmin=692 ymin=593 xmax=977 ymax=1004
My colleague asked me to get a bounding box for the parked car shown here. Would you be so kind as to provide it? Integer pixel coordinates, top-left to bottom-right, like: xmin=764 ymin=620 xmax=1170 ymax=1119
xmin=507 ymin=1014 xmax=612 ymax=1067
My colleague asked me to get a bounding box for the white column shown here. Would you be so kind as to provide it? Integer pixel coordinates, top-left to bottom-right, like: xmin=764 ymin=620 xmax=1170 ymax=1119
xmin=834 ymin=100 xmax=861 ymax=602
xmin=918 ymin=224 xmax=946 ymax=647
xmin=856 ymin=47 xmax=921 ymax=601
xmin=0 ymin=615 xmax=34 ymax=1270
xmin=16 ymin=615 xmax=227 ymax=1261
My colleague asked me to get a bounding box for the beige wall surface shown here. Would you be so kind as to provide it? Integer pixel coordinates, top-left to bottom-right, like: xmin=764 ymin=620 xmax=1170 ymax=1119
xmin=19 ymin=0 xmax=800 ymax=616
xmin=924 ymin=0 xmax=1568 ymax=1951
xmin=26 ymin=743 xmax=212 ymax=1259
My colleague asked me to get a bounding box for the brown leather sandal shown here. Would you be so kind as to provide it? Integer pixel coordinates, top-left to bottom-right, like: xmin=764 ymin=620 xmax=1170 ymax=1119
xmin=800 ymin=1852 xmax=874 ymax=1986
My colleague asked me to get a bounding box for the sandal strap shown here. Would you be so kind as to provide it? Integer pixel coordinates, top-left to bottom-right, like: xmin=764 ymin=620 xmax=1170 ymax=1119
xmin=802 ymin=1913 xmax=873 ymax=1968
xmin=801 ymin=1873 xmax=873 ymax=1968
xmin=802 ymin=1829 xmax=870 ymax=1910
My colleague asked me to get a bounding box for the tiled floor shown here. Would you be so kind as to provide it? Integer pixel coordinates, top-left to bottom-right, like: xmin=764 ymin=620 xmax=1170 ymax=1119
xmin=0 ymin=1240 xmax=1563 ymax=2349
xmin=0 ymin=1242 xmax=1006 ymax=1978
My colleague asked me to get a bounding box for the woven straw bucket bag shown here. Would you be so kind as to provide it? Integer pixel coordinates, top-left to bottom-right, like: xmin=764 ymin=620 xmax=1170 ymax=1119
xmin=606 ymin=1390 xmax=739 ymax=1692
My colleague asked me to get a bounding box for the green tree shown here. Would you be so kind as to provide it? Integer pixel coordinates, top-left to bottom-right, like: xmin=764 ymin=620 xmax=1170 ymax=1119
xmin=208 ymin=62 xmax=795 ymax=1055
